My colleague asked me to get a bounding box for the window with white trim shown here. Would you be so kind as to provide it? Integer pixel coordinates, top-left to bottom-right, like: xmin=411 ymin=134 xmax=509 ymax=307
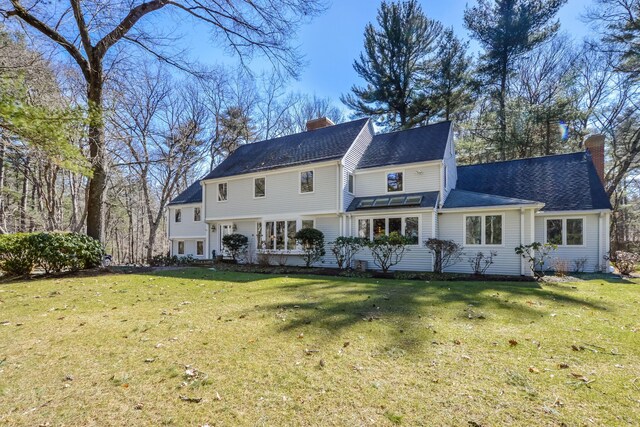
xmin=254 ymin=177 xmax=265 ymax=198
xmin=348 ymin=174 xmax=354 ymax=194
xmin=387 ymin=172 xmax=403 ymax=192
xmin=218 ymin=182 xmax=227 ymax=201
xmin=257 ymin=219 xmax=310 ymax=250
xmin=359 ymin=216 xmax=419 ymax=244
xmin=465 ymin=214 xmax=503 ymax=246
xmin=177 ymin=241 xmax=185 ymax=255
xmin=546 ymin=218 xmax=584 ymax=246
xmin=175 ymin=209 xmax=182 ymax=223
xmin=300 ymin=170 xmax=314 ymax=193
xmin=193 ymin=207 xmax=201 ymax=222
xmin=196 ymin=241 xmax=204 ymax=256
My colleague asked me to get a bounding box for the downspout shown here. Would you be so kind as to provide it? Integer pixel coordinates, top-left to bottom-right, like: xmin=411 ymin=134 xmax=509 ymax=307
xmin=202 ymin=182 xmax=209 ymax=259
xmin=520 ymin=208 xmax=525 ymax=276
xmin=598 ymin=212 xmax=604 ymax=272
xmin=167 ymin=206 xmax=171 ymax=256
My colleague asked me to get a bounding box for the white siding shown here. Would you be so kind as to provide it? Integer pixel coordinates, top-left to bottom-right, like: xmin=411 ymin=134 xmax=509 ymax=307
xmin=349 ymin=211 xmax=434 ymax=271
xmin=171 ymin=238 xmax=205 ymax=258
xmin=342 ymin=121 xmax=374 ymax=210
xmin=168 ymin=205 xmax=207 ymax=239
xmin=535 ymin=213 xmax=603 ymax=272
xmin=203 ymin=164 xmax=338 ymax=219
xmin=354 ymin=163 xmax=440 ymax=197
xmin=438 ymin=210 xmax=523 ymax=275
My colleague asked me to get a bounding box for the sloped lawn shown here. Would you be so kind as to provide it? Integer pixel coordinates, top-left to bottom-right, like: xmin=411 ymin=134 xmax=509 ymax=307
xmin=0 ymin=269 xmax=639 ymax=426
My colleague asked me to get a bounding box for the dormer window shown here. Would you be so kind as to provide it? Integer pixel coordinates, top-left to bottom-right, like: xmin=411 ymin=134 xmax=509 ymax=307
xmin=300 ymin=170 xmax=314 ymax=193
xmin=175 ymin=209 xmax=182 ymax=223
xmin=387 ymin=172 xmax=403 ymax=192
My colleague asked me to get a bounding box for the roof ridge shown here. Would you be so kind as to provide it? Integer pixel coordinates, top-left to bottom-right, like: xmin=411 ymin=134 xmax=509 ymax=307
xmin=239 ymin=117 xmax=369 ymax=148
xmin=374 ymin=120 xmax=451 ymax=137
xmin=459 ymin=151 xmax=585 ymax=168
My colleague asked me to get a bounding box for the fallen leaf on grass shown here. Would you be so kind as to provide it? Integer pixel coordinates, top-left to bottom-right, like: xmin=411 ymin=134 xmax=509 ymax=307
xmin=343 ymin=341 xmax=350 ymax=348
xmin=558 ymin=363 xmax=569 ymax=369
xmin=509 ymin=339 xmax=518 ymax=347
xmin=304 ymin=349 xmax=319 ymax=355
xmin=528 ymin=366 xmax=539 ymax=373
xmin=134 ymin=403 xmax=144 ymax=410
xmin=179 ymin=395 xmax=202 ymax=403
xmin=144 ymin=358 xmax=155 ymax=363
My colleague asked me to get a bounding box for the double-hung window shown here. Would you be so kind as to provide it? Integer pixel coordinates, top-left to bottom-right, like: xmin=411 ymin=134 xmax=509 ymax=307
xmin=387 ymin=172 xmax=403 ymax=192
xmin=545 ymin=218 xmax=584 ymax=246
xmin=300 ymin=170 xmax=314 ymax=193
xmin=193 ymin=207 xmax=201 ymax=222
xmin=218 ymin=182 xmax=227 ymax=202
xmin=175 ymin=209 xmax=182 ymax=223
xmin=254 ymin=177 xmax=265 ymax=198
xmin=348 ymin=174 xmax=354 ymax=194
xmin=196 ymin=241 xmax=204 ymax=256
xmin=177 ymin=241 xmax=184 ymax=255
xmin=465 ymin=214 xmax=503 ymax=246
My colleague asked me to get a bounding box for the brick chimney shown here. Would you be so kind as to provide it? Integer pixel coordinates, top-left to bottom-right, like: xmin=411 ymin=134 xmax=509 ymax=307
xmin=584 ymin=133 xmax=605 ymax=185
xmin=306 ymin=117 xmax=335 ymax=131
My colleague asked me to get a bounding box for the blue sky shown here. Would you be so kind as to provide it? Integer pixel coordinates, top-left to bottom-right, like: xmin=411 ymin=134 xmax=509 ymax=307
xmin=180 ymin=0 xmax=595 ymax=104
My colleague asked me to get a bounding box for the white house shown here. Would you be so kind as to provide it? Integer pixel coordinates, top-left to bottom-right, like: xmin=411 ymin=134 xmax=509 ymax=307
xmin=167 ymin=117 xmax=611 ymax=275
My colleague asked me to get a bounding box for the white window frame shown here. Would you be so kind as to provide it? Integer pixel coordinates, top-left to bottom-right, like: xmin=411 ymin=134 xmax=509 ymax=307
xmin=196 ymin=240 xmax=204 ymax=256
xmin=347 ymin=173 xmax=354 ymax=194
xmin=463 ymin=213 xmax=504 ymax=247
xmin=177 ymin=240 xmax=185 ymax=255
xmin=356 ymin=215 xmax=420 ymax=247
xmin=544 ymin=217 xmax=586 ymax=247
xmin=193 ymin=207 xmax=201 ymax=222
xmin=299 ymin=170 xmax=315 ymax=194
xmin=175 ymin=208 xmax=182 ymax=223
xmin=385 ymin=170 xmax=405 ymax=193
xmin=217 ymin=182 xmax=228 ymax=202
xmin=256 ymin=218 xmax=314 ymax=252
xmin=254 ymin=177 xmax=266 ymax=199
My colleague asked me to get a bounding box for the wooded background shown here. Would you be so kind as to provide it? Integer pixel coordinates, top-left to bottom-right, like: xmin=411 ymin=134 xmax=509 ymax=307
xmin=0 ymin=0 xmax=638 ymax=264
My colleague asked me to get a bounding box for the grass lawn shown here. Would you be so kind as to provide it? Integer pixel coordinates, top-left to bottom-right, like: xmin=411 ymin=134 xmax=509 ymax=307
xmin=1 ymin=269 xmax=639 ymax=426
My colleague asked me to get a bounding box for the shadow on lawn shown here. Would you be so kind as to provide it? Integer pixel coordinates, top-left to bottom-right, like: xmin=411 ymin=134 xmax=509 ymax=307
xmin=148 ymin=268 xmax=611 ymax=339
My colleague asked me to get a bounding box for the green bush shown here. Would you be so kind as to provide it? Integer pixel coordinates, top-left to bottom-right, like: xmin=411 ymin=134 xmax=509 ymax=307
xmin=331 ymin=236 xmax=367 ymax=270
xmin=367 ymin=232 xmax=411 ymax=273
xmin=222 ymin=233 xmax=249 ymax=262
xmin=0 ymin=232 xmax=103 ymax=276
xmin=150 ymin=254 xmax=195 ymax=267
xmin=0 ymin=233 xmax=38 ymax=276
xmin=295 ymin=228 xmax=325 ymax=267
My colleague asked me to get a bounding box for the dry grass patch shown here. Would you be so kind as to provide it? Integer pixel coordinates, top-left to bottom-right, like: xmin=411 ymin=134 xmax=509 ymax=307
xmin=0 ymin=269 xmax=639 ymax=426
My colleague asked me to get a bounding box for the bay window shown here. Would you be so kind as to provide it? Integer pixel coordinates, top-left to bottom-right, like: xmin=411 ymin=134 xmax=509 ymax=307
xmin=359 ymin=216 xmax=420 ymax=244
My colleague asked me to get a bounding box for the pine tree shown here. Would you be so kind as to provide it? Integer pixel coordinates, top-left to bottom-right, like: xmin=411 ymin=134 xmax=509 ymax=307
xmin=422 ymin=28 xmax=476 ymax=122
xmin=464 ymin=0 xmax=566 ymax=159
xmin=341 ymin=0 xmax=442 ymax=130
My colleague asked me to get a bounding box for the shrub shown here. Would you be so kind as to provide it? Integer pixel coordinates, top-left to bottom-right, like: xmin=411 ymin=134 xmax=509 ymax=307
xmin=515 ymin=242 xmax=557 ymax=279
xmin=0 ymin=233 xmax=37 ymax=275
xmin=295 ymin=228 xmax=325 ymax=267
xmin=150 ymin=254 xmax=195 ymax=267
xmin=468 ymin=250 xmax=497 ymax=275
xmin=612 ymin=251 xmax=640 ymax=275
xmin=331 ymin=236 xmax=366 ymax=269
xmin=552 ymin=258 xmax=570 ymax=277
xmin=222 ymin=233 xmax=249 ymax=262
xmin=424 ymin=238 xmax=464 ymax=273
xmin=367 ymin=232 xmax=411 ymax=273
xmin=573 ymin=257 xmax=588 ymax=273
xmin=0 ymin=232 xmax=103 ymax=276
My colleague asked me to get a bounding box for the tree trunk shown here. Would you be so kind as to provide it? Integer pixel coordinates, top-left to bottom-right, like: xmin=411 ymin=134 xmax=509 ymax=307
xmin=0 ymin=135 xmax=6 ymax=233
xmin=20 ymin=158 xmax=29 ymax=232
xmin=86 ymin=70 xmax=107 ymax=242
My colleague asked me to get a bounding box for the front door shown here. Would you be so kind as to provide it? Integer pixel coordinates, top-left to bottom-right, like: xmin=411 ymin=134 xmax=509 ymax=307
xmin=219 ymin=223 xmax=233 ymax=257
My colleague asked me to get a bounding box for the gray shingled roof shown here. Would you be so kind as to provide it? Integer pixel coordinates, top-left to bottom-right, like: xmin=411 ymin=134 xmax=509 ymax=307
xmin=357 ymin=121 xmax=451 ymax=169
xmin=203 ymin=118 xmax=369 ymax=180
xmin=443 ymin=189 xmax=541 ymax=209
xmin=168 ymin=180 xmax=202 ymax=206
xmin=347 ymin=191 xmax=439 ymax=212
xmin=456 ymin=152 xmax=612 ymax=211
